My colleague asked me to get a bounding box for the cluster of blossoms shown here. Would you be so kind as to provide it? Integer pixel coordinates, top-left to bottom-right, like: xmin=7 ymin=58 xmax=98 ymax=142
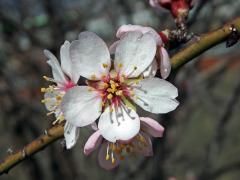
xmin=41 ymin=25 xmax=179 ymax=169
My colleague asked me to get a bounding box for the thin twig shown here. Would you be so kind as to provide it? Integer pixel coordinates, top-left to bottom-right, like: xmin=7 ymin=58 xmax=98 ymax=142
xmin=0 ymin=17 xmax=240 ymax=175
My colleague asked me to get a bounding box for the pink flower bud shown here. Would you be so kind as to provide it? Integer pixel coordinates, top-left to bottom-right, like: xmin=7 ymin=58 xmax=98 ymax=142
xmin=149 ymin=0 xmax=195 ymax=18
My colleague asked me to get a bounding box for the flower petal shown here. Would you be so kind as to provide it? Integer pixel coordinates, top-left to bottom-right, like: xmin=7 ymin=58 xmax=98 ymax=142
xmin=132 ymin=78 xmax=179 ymax=113
xmin=61 ymin=86 xmax=102 ymax=127
xmin=43 ymin=91 xmax=59 ymax=111
xmin=109 ymin=40 xmax=119 ymax=54
xmin=140 ymin=117 xmax=164 ymax=137
xmin=116 ymin=24 xmax=162 ymax=45
xmin=91 ymin=122 xmax=98 ymax=131
xmin=44 ymin=50 xmax=67 ymax=85
xmin=60 ymin=41 xmax=74 ymax=81
xmin=160 ymin=47 xmax=171 ymax=79
xmin=98 ymin=105 xmax=140 ymax=143
xmin=64 ymin=122 xmax=80 ymax=149
xmin=114 ymin=31 xmax=157 ymax=78
xmin=98 ymin=141 xmax=120 ymax=170
xmin=70 ymin=32 xmax=111 ymax=80
xmin=143 ymin=59 xmax=158 ymax=78
xmin=84 ymin=130 xmax=103 ymax=155
xmin=132 ymin=132 xmax=153 ymax=156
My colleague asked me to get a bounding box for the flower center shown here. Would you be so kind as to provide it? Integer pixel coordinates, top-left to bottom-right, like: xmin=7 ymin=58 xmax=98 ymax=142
xmin=89 ymin=70 xmax=136 ymax=111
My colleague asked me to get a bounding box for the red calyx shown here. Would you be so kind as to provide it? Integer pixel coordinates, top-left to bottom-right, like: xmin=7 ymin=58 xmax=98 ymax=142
xmin=159 ymin=0 xmax=194 ymax=18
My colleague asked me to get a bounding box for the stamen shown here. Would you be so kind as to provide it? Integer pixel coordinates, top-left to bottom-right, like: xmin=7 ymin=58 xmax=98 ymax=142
xmin=136 ymin=96 xmax=149 ymax=107
xmin=46 ymin=111 xmax=55 ymax=116
xmin=114 ymin=106 xmax=121 ymax=126
xmin=126 ymin=66 xmax=138 ymax=78
xmin=106 ymin=143 xmax=110 ymax=160
xmin=102 ymin=63 xmax=109 ymax=68
xmin=107 ymin=93 xmax=113 ymax=99
xmin=116 ymin=90 xmax=123 ymax=96
xmin=118 ymin=63 xmax=123 ymax=68
xmin=111 ymin=152 xmax=115 ymax=164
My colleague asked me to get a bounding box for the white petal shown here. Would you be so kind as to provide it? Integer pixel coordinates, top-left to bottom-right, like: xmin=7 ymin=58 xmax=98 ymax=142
xmin=98 ymin=105 xmax=140 ymax=143
xmin=61 ymin=86 xmax=102 ymax=127
xmin=64 ymin=122 xmax=80 ymax=149
xmin=160 ymin=47 xmax=171 ymax=79
xmin=143 ymin=59 xmax=158 ymax=78
xmin=109 ymin=40 xmax=119 ymax=54
xmin=132 ymin=78 xmax=179 ymax=113
xmin=116 ymin=24 xmax=162 ymax=45
xmin=44 ymin=50 xmax=67 ymax=85
xmin=60 ymin=41 xmax=76 ymax=82
xmin=114 ymin=31 xmax=157 ymax=78
xmin=70 ymin=32 xmax=111 ymax=80
xmin=98 ymin=141 xmax=120 ymax=170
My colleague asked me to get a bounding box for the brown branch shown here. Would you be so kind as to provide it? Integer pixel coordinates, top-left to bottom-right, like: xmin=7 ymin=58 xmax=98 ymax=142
xmin=0 ymin=17 xmax=240 ymax=175
xmin=0 ymin=124 xmax=64 ymax=175
xmin=171 ymin=17 xmax=240 ymax=71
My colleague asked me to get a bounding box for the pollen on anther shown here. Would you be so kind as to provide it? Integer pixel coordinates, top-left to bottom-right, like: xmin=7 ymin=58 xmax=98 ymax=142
xmin=41 ymin=88 xmax=46 ymax=92
xmin=107 ymin=94 xmax=113 ymax=99
xmin=102 ymin=63 xmax=108 ymax=68
xmin=118 ymin=63 xmax=123 ymax=68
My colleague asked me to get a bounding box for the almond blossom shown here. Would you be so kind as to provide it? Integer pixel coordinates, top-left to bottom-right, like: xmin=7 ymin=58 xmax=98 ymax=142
xmin=84 ymin=117 xmax=164 ymax=170
xmin=61 ymin=31 xmax=179 ymax=143
xmin=113 ymin=24 xmax=171 ymax=79
xmin=41 ymin=41 xmax=80 ymax=149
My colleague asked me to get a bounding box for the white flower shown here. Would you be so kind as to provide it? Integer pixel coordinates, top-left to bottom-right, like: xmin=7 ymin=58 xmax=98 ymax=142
xmin=61 ymin=31 xmax=179 ymax=143
xmin=111 ymin=24 xmax=171 ymax=79
xmin=41 ymin=41 xmax=80 ymax=149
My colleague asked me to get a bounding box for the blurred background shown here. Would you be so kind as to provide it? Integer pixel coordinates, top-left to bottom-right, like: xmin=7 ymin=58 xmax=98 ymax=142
xmin=0 ymin=0 xmax=240 ymax=180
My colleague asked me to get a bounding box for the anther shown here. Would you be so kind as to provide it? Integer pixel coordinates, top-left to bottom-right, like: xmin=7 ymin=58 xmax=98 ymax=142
xmin=118 ymin=63 xmax=123 ymax=68
xmin=116 ymin=90 xmax=123 ymax=96
xmin=41 ymin=88 xmax=46 ymax=92
xmin=102 ymin=63 xmax=109 ymax=68
xmin=107 ymin=93 xmax=113 ymax=99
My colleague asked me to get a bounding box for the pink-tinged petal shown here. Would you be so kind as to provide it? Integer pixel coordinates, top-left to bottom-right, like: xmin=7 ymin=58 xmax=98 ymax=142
xmin=70 ymin=31 xmax=111 ymax=80
xmin=116 ymin=24 xmax=162 ymax=46
xmin=98 ymin=142 xmax=120 ymax=170
xmin=114 ymin=31 xmax=157 ymax=78
xmin=133 ymin=132 xmax=153 ymax=156
xmin=160 ymin=47 xmax=171 ymax=79
xmin=84 ymin=130 xmax=103 ymax=156
xmin=140 ymin=117 xmax=165 ymax=137
xmin=64 ymin=122 xmax=80 ymax=149
xmin=109 ymin=40 xmax=120 ymax=54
